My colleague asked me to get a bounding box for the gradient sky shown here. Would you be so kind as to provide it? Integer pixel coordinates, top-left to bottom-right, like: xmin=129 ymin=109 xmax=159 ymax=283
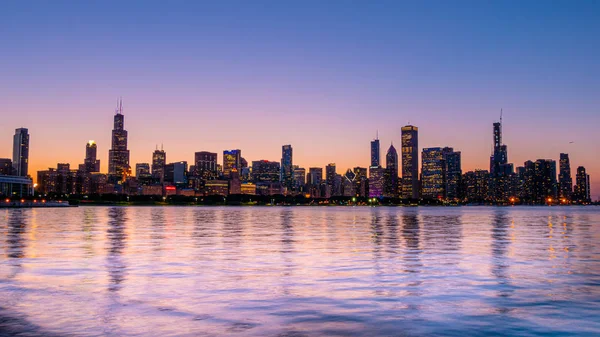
xmin=1 ymin=1 xmax=599 ymax=198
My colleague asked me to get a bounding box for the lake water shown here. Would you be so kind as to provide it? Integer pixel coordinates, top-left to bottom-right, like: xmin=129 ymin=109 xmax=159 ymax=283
xmin=1 ymin=206 xmax=599 ymax=336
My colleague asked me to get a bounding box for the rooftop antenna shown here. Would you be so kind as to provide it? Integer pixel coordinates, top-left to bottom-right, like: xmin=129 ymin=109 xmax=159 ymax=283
xmin=376 ymin=130 xmax=379 ymax=140
xmin=500 ymin=108 xmax=503 ymax=125
xmin=119 ymin=97 xmax=123 ymax=114
xmin=161 ymin=143 xmax=163 ymax=151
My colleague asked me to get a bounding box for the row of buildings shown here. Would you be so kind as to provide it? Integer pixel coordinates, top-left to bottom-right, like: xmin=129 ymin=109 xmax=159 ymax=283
xmin=1 ymin=100 xmax=593 ymax=204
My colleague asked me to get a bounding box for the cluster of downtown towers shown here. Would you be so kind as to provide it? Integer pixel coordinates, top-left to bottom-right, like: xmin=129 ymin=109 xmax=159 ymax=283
xmin=3 ymin=100 xmax=592 ymax=204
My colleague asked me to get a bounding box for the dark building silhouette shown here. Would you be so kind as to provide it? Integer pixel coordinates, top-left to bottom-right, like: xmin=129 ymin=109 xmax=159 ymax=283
xmin=326 ymin=163 xmax=337 ymax=197
xmin=401 ymin=125 xmax=419 ymax=199
xmin=384 ymin=144 xmax=398 ymax=198
xmin=574 ymin=166 xmax=591 ymax=203
xmin=164 ymin=161 xmax=187 ymax=185
xmin=489 ymin=114 xmax=514 ymax=202
xmin=371 ymin=134 xmax=380 ymax=167
xmin=151 ymin=147 xmax=167 ymax=183
xmin=108 ymin=99 xmax=130 ymax=178
xmin=135 ymin=163 xmax=151 ymax=178
xmin=281 ymin=145 xmax=293 ymax=190
xmin=521 ymin=159 xmax=557 ymax=204
xmin=83 ymin=140 xmax=100 ymax=173
xmin=443 ymin=147 xmax=462 ymax=201
xmin=558 ymin=153 xmax=573 ymax=201
xmin=0 ymin=158 xmax=12 ymax=175
xmin=12 ymin=128 xmax=29 ymax=177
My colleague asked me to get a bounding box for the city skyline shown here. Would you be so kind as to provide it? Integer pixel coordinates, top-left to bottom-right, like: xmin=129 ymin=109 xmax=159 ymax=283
xmin=0 ymin=101 xmax=598 ymax=200
xmin=1 ymin=1 xmax=599 ymax=198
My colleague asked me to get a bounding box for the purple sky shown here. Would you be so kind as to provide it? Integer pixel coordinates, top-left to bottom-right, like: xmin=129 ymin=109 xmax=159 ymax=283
xmin=1 ymin=1 xmax=598 ymax=198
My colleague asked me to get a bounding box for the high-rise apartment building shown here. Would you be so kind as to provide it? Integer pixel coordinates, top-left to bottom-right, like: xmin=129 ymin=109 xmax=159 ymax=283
xmin=574 ymin=166 xmax=591 ymax=203
xmin=558 ymin=153 xmax=573 ymax=200
xmin=371 ymin=135 xmax=380 ymax=167
xmin=384 ymin=144 xmax=398 ymax=198
xmin=83 ymin=140 xmax=100 ymax=173
xmin=401 ymin=125 xmax=419 ymax=199
xmin=421 ymin=147 xmax=445 ymax=199
xmin=443 ymin=147 xmax=462 ymax=200
xmin=194 ymin=151 xmax=218 ymax=179
xmin=223 ymin=150 xmax=241 ymax=177
xmin=12 ymin=128 xmax=29 ymax=177
xmin=281 ymin=145 xmax=293 ymax=189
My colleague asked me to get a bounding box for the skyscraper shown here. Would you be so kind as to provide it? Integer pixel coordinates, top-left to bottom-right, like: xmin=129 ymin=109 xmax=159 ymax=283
xmin=574 ymin=166 xmax=591 ymax=203
xmin=558 ymin=153 xmax=573 ymax=201
xmin=194 ymin=151 xmax=218 ymax=179
xmin=326 ymin=163 xmax=337 ymax=196
xmin=108 ymin=99 xmax=130 ymax=177
xmin=370 ymin=134 xmax=380 ymax=167
xmin=368 ymin=166 xmax=384 ymax=198
xmin=12 ymin=128 xmax=29 ymax=177
xmin=223 ymin=150 xmax=241 ymax=177
xmin=401 ymin=125 xmax=419 ymax=199
xmin=443 ymin=147 xmax=462 ymax=200
xmin=252 ymin=160 xmax=280 ymax=182
xmin=152 ymin=147 xmax=167 ymax=182
xmin=384 ymin=144 xmax=398 ymax=198
xmin=135 ymin=163 xmax=151 ymax=178
xmin=281 ymin=145 xmax=293 ymax=189
xmin=293 ymin=167 xmax=306 ymax=189
xmin=84 ymin=140 xmax=100 ymax=173
xmin=489 ymin=112 xmax=513 ymax=202
xmin=421 ymin=147 xmax=445 ymax=199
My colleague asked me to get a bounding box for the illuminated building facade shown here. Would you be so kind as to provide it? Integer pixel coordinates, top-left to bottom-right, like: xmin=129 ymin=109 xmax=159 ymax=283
xmin=108 ymin=99 xmax=130 ymax=178
xmin=463 ymin=170 xmax=490 ymax=202
xmin=223 ymin=150 xmax=241 ymax=177
xmin=421 ymin=147 xmax=445 ymax=199
xmin=558 ymin=153 xmax=573 ymax=200
xmin=252 ymin=160 xmax=280 ymax=183
xmin=401 ymin=125 xmax=419 ymax=199
xmin=368 ymin=166 xmax=385 ymax=198
xmin=194 ymin=151 xmax=218 ymax=179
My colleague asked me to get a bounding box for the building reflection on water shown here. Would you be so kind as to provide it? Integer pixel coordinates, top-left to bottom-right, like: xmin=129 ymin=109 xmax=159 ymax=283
xmin=106 ymin=207 xmax=128 ymax=293
xmin=490 ymin=208 xmax=515 ymax=313
xmin=6 ymin=209 xmax=28 ymax=280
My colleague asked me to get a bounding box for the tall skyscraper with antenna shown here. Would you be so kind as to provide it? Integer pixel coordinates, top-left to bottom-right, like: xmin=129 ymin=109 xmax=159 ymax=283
xmin=108 ymin=98 xmax=130 ymax=178
xmin=152 ymin=145 xmax=167 ymax=183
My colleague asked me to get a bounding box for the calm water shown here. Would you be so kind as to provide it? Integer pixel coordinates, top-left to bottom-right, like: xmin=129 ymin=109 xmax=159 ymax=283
xmin=1 ymin=206 xmax=599 ymax=336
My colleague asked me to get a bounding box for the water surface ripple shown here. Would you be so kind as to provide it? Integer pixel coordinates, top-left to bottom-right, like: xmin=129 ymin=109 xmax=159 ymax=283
xmin=1 ymin=206 xmax=599 ymax=336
